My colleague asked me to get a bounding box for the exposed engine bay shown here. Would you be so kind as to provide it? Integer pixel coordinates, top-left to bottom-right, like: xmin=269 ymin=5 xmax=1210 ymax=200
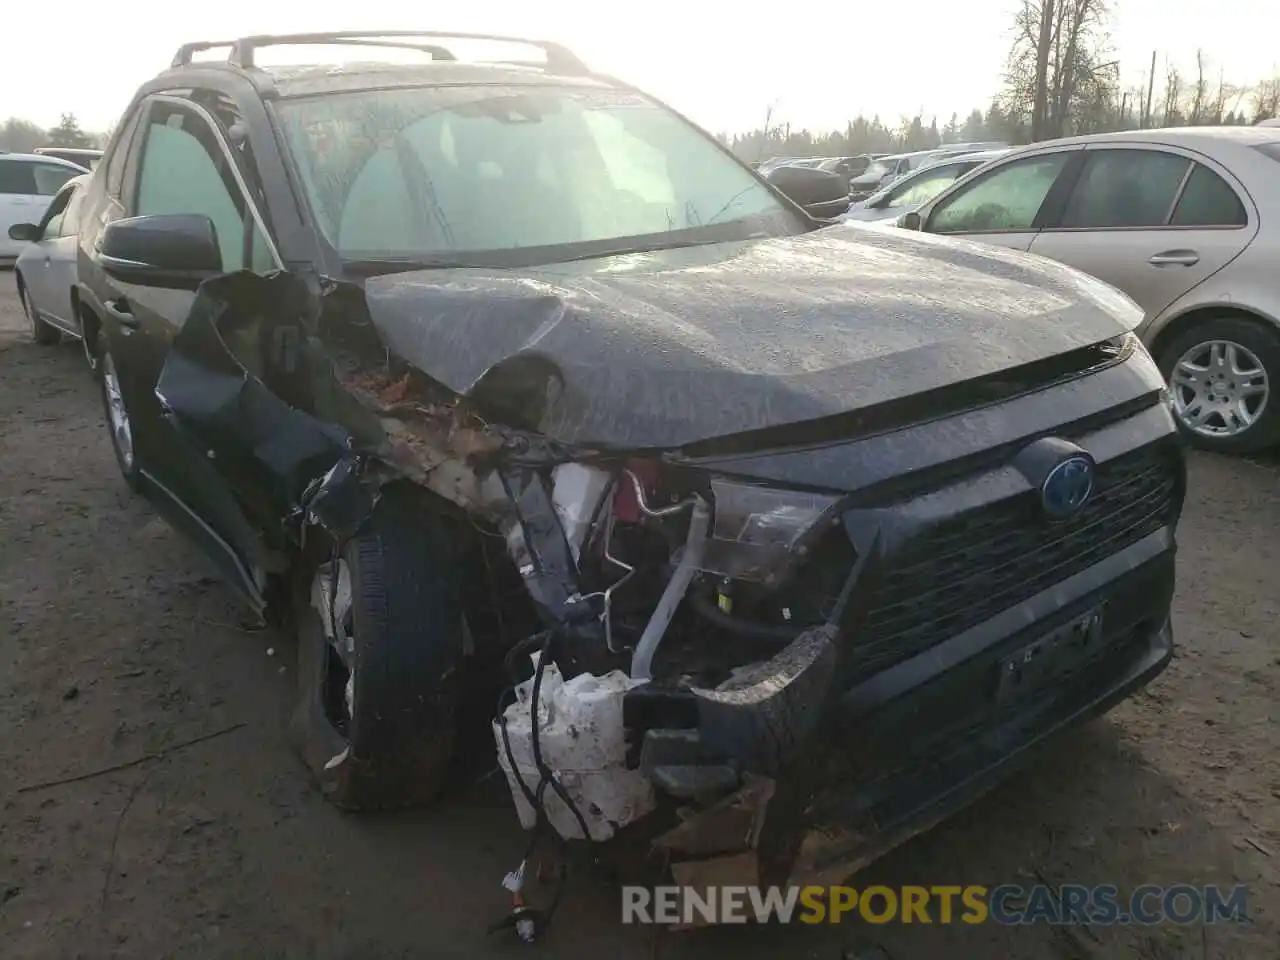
xmin=148 ymin=253 xmax=1163 ymax=939
xmin=152 ymin=269 xmax=879 ymax=900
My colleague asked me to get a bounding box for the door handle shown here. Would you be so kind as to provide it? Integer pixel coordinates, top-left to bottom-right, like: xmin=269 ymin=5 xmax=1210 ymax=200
xmin=104 ymin=298 xmax=140 ymax=329
xmin=1148 ymin=251 xmax=1200 ymax=267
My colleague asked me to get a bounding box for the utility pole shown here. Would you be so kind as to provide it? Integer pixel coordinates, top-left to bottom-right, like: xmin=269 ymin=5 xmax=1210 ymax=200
xmin=1142 ymin=49 xmax=1157 ymax=128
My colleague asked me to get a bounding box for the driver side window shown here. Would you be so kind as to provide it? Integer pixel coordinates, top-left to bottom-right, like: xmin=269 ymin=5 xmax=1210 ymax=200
xmin=887 ymin=166 xmax=961 ymax=208
xmin=928 ymin=153 xmax=1072 ymax=233
xmin=39 ymin=185 xmax=76 ymax=240
xmin=132 ymin=102 xmax=271 ymax=273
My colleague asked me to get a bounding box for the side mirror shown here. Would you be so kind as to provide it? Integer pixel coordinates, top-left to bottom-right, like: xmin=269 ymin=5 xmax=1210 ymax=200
xmin=764 ymin=165 xmax=852 ymax=220
xmin=99 ymin=214 xmax=222 ymax=289
xmin=898 ymin=211 xmax=923 ymax=231
xmin=7 ymin=223 xmax=39 ymax=243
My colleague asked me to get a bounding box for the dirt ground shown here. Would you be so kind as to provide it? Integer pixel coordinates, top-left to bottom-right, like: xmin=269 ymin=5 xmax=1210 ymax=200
xmin=0 ymin=278 xmax=1276 ymax=960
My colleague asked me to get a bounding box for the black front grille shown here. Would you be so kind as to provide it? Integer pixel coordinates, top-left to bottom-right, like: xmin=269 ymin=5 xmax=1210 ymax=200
xmin=847 ymin=443 xmax=1180 ymax=682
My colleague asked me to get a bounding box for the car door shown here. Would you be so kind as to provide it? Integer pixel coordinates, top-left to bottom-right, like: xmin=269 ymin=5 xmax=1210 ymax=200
xmin=1027 ymin=144 xmax=1257 ymax=319
xmin=96 ymin=95 xmax=281 ymax=602
xmin=24 ymin=181 xmax=83 ymax=331
xmin=19 ymin=185 xmax=67 ymax=315
xmin=916 ymin=147 xmax=1083 ymax=253
xmin=45 ymin=181 xmax=87 ymax=329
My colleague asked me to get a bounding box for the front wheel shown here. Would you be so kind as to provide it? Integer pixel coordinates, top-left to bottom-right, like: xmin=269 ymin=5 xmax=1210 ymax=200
xmin=18 ymin=278 xmax=59 ymax=346
xmin=292 ymin=485 xmax=465 ymax=811
xmin=98 ymin=343 xmax=140 ymax=490
xmin=1158 ymin=316 xmax=1280 ymax=454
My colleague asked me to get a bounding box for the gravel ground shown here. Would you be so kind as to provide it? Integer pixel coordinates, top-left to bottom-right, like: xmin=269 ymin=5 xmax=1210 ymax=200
xmin=1 ymin=277 xmax=1277 ymax=960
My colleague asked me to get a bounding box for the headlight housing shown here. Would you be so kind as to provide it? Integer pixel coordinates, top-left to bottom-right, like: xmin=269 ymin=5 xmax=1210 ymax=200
xmin=697 ymin=477 xmax=842 ymax=584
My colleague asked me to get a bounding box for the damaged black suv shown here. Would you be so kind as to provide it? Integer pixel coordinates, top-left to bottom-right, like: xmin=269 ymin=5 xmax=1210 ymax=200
xmin=76 ymin=32 xmax=1184 ymax=884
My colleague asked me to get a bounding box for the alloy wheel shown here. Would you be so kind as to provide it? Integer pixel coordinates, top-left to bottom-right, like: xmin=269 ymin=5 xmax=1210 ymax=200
xmin=310 ymin=559 xmax=356 ymax=738
xmin=1168 ymin=338 xmax=1269 ymax=439
xmin=101 ymin=351 xmax=135 ymax=471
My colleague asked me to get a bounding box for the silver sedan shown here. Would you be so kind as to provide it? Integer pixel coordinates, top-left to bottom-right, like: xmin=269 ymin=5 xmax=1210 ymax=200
xmin=10 ymin=174 xmax=96 ymax=372
xmin=898 ymin=126 xmax=1280 ymax=453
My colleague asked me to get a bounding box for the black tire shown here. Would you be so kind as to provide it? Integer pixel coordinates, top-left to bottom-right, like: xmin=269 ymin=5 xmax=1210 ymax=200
xmin=17 ymin=275 xmax=59 ymax=346
xmin=1157 ymin=315 xmax=1280 ymax=455
xmin=292 ymin=485 xmax=464 ymax=812
xmin=97 ymin=341 xmax=140 ymax=491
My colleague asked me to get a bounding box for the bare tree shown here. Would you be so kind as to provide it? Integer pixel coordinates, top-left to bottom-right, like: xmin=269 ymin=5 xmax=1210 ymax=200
xmin=0 ymin=117 xmax=44 ymax=153
xmin=1161 ymin=62 xmax=1183 ymax=125
xmin=757 ymin=101 xmax=779 ymax=162
xmin=1253 ymin=75 xmax=1280 ymax=122
xmin=1003 ymin=0 xmax=1114 ymax=141
xmin=1187 ymin=50 xmax=1209 ymax=124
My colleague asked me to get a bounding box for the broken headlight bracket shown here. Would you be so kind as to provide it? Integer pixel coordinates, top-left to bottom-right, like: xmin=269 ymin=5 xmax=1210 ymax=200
xmin=498 ymin=466 xmax=604 ymax=637
xmin=700 ymin=477 xmax=845 ymax=587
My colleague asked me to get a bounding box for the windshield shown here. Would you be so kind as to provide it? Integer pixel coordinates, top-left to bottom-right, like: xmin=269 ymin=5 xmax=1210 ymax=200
xmin=276 ymin=85 xmax=796 ymax=264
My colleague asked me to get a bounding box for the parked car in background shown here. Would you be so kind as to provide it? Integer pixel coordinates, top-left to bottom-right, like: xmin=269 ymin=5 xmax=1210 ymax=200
xmin=848 ymin=154 xmax=907 ymax=196
xmin=843 ymin=149 xmax=1008 ymax=222
xmin=759 ymin=155 xmax=872 ymax=186
xmin=816 ymin=154 xmax=873 ymax=180
xmin=34 ymin=146 xmax=103 ymax=170
xmin=847 ymin=148 xmax=969 ymax=199
xmin=10 ymin=174 xmax=96 ymax=367
xmin=898 ymin=126 xmax=1280 ymax=453
xmin=0 ymin=153 xmax=87 ymax=265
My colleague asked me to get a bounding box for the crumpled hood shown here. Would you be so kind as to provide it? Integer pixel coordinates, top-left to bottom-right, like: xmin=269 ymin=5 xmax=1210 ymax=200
xmin=362 ymin=225 xmax=1142 ymax=449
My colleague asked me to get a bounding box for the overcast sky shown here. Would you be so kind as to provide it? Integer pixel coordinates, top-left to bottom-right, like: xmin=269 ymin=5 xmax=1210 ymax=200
xmin=4 ymin=0 xmax=1277 ymax=135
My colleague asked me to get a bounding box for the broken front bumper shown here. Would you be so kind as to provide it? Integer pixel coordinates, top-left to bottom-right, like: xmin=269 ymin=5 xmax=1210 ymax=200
xmin=641 ymin=528 xmax=1177 ymax=887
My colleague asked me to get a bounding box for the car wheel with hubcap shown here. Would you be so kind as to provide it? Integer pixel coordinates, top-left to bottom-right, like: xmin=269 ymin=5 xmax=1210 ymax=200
xmin=98 ymin=345 xmax=140 ymax=489
xmin=292 ymin=485 xmax=464 ymax=812
xmin=1158 ymin=316 xmax=1280 ymax=454
xmin=19 ymin=279 xmax=60 ymax=346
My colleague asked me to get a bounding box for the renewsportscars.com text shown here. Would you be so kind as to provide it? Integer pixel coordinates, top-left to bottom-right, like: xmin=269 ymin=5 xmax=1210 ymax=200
xmin=621 ymin=884 xmax=1250 ymax=926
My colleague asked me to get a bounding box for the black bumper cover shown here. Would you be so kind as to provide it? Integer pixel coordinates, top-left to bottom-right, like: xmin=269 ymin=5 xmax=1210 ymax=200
xmin=629 ymin=528 xmax=1176 ymax=882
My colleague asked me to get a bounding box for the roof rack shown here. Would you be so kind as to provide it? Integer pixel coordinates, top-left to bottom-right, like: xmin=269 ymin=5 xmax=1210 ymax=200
xmin=170 ymin=31 xmax=589 ymax=75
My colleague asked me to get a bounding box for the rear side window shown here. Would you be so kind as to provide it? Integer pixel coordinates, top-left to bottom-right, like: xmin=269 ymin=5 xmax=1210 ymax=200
xmin=0 ymin=159 xmax=37 ymax=195
xmin=1170 ymin=164 xmax=1246 ymax=227
xmin=1058 ymin=149 xmax=1190 ymax=228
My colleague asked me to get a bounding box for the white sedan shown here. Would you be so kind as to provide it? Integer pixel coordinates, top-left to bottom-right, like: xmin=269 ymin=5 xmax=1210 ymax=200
xmin=10 ymin=174 xmax=96 ymax=369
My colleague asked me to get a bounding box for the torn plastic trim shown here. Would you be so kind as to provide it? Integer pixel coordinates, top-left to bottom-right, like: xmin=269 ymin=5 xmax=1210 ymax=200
xmin=155 ymin=272 xmax=374 ymax=539
xmin=497 ymin=467 xmax=603 ymax=637
xmin=152 ymin=270 xmax=538 ymax=551
xmin=632 ymin=530 xmax=882 ymax=783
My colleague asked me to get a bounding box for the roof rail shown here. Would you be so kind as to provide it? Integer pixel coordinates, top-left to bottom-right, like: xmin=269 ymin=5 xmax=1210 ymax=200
xmin=170 ymin=31 xmax=588 ymax=74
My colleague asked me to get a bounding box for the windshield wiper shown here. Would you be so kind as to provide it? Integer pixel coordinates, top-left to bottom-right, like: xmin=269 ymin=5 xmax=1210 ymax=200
xmin=344 ymin=257 xmax=509 ymax=275
xmin=553 ymin=234 xmax=763 ymax=264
